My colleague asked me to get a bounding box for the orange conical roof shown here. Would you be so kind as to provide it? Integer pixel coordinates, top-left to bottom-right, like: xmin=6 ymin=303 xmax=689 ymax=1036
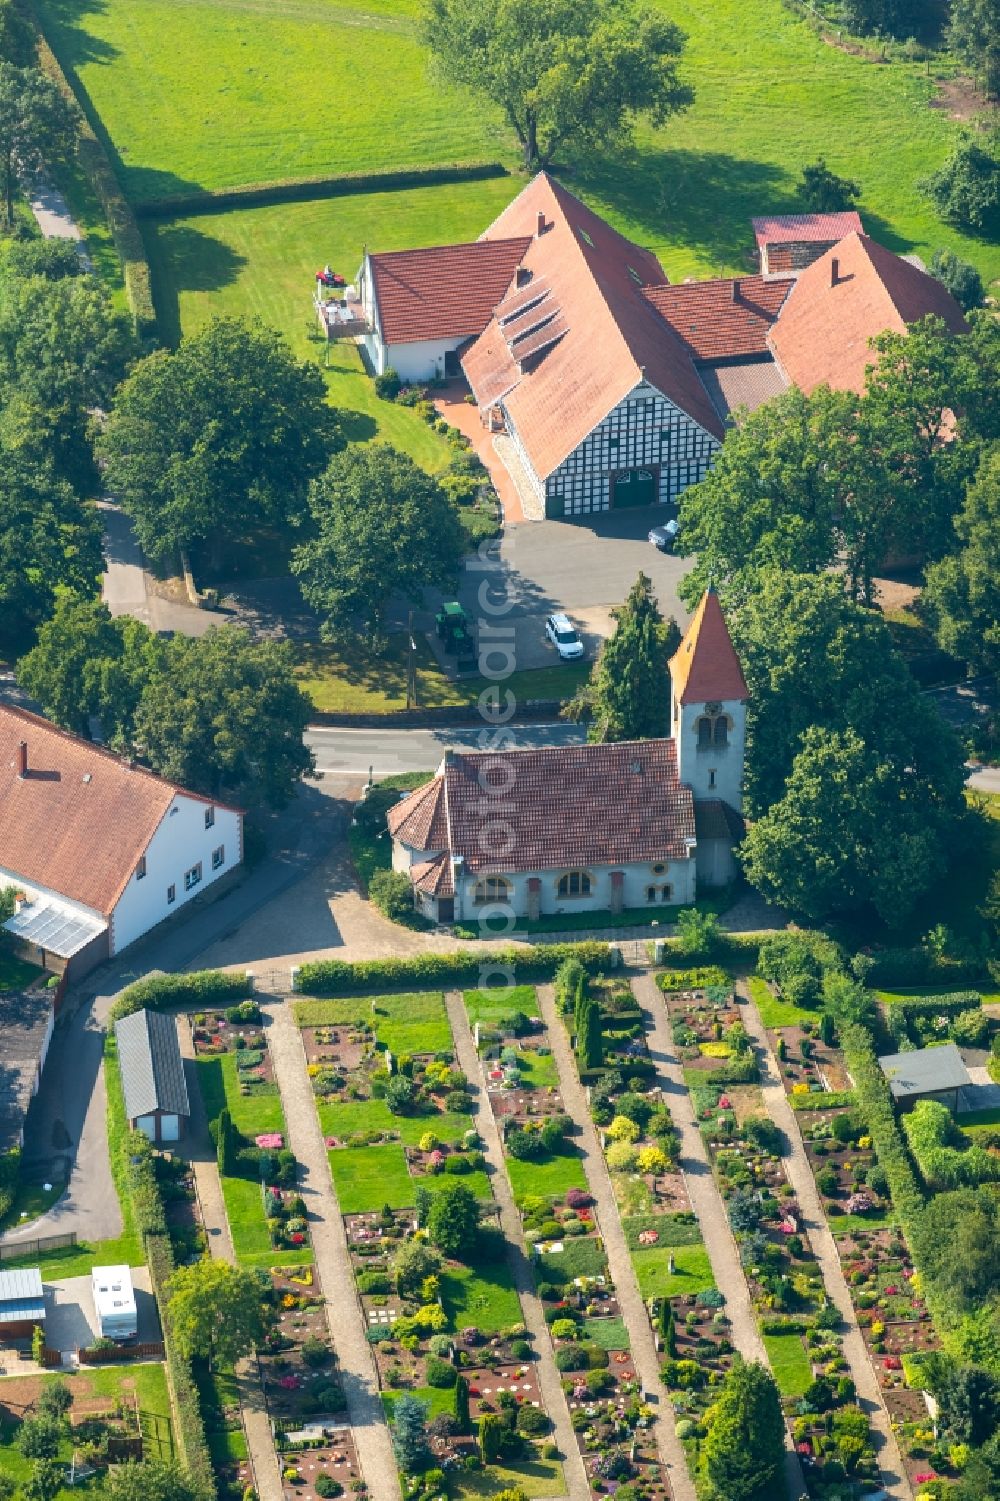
xmin=670 ymin=588 xmax=748 ymax=706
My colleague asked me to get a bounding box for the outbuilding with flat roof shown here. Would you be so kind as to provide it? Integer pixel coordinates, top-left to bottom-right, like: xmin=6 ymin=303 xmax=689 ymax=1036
xmin=878 ymin=1041 xmax=972 ymax=1113
xmin=0 ymin=1268 xmax=46 ymax=1338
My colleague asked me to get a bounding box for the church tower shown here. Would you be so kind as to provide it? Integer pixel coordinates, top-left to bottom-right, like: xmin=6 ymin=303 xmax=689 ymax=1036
xmin=669 ymin=586 xmax=748 ymax=814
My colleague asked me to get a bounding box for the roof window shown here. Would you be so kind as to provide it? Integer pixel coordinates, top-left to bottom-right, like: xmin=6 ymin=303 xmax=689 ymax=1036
xmin=577 ymin=226 xmax=594 ymax=248
xmin=627 ymin=266 xmax=643 ymax=285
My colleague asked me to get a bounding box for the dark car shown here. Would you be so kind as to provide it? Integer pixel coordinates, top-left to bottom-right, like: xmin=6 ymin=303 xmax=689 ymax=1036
xmin=648 ymin=518 xmax=680 ymax=551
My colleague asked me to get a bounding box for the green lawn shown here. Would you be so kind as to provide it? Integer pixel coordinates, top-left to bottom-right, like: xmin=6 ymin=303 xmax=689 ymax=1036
xmin=328 ymin=1143 xmax=415 ymax=1212
xmin=536 ymin=1236 xmax=608 ymax=1285
xmin=450 ymin=1457 xmax=566 ymax=1500
xmin=630 ymin=1243 xmax=715 ymax=1300
xmin=762 ymin=1331 xmax=814 ymax=1398
xmin=464 ymin=987 xmax=541 ymax=1027
xmin=296 ymin=991 xmax=452 ymax=1055
xmin=382 ymin=1386 xmax=458 ymax=1423
xmin=582 ymin=1316 xmax=629 ymax=1350
xmin=622 ymin=1213 xmax=703 ymax=1251
xmin=516 ymin=1050 xmax=559 ymax=1092
xmin=196 ymin=1053 xmax=285 ymax=1137
xmin=748 ymin=975 xmax=816 ymax=1030
xmin=318 ymin=1097 xmax=472 ymax=1146
xmin=440 ymin=1233 xmax=521 ymax=1332
xmin=506 ymin=1148 xmax=588 ymax=1205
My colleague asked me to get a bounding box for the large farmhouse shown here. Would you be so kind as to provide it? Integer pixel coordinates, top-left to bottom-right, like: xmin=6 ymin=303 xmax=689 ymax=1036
xmin=388 ymin=588 xmax=747 ymax=924
xmin=343 ymin=174 xmax=966 ymax=521
xmin=0 ymin=706 xmax=242 ymax=977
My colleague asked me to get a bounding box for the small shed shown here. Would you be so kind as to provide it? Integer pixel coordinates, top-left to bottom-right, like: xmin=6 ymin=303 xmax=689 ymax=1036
xmin=0 ymin=1268 xmax=46 ymax=1338
xmin=115 ymin=1008 xmax=190 ymax=1143
xmin=878 ymin=1041 xmax=972 ymax=1114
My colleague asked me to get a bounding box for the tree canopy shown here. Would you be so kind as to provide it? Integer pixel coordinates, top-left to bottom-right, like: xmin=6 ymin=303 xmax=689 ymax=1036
xmin=426 ymin=1180 xmax=479 ymax=1258
xmin=423 ymin=0 xmax=691 ymax=170
xmin=104 ymin=1461 xmax=204 ymax=1501
xmin=0 ymin=61 xmax=77 ymax=229
xmin=924 ymin=441 xmax=1000 ymax=676
xmin=293 ymin=443 xmax=465 ymax=644
xmin=0 ymin=461 xmax=103 ymax=655
xmin=799 ymin=157 xmax=860 ymax=211
xmin=948 ymin=0 xmax=1000 ymax=98
xmin=166 ymin=1260 xmax=268 ymax=1369
xmin=99 ymin=317 xmax=340 ymax=564
xmin=566 ymin=572 xmax=679 ymax=740
xmin=701 ymin=1357 xmax=785 ymax=1501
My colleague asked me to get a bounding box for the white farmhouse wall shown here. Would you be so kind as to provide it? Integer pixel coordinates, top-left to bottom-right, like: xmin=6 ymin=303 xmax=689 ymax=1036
xmin=385 ymin=338 xmax=464 ymax=384
xmin=110 ymin=796 xmax=242 ymax=954
xmin=35 ymin=1003 xmax=54 ymax=1096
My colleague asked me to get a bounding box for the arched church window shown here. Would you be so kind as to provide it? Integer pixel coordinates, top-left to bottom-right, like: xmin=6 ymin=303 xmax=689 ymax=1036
xmin=473 ymin=875 xmax=511 ymax=904
xmin=557 ymin=871 xmax=592 ymax=898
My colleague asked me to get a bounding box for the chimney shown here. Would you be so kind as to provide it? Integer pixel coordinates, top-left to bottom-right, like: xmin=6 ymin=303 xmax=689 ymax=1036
xmin=731 ymin=278 xmax=740 ymax=303
xmin=536 ymin=210 xmax=545 ymax=238
xmin=830 ymin=257 xmax=839 ymax=287
xmin=16 ymin=741 xmax=27 ymax=779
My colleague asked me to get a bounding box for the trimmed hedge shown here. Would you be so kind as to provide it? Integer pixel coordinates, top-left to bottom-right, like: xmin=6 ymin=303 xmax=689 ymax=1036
xmin=27 ymin=8 xmax=156 ymax=336
xmin=134 ymin=160 xmax=508 ymax=220
xmin=789 ymin=1089 xmax=856 ymax=1111
xmin=296 ymin=944 xmax=611 ymax=997
xmin=656 ymin=966 xmax=731 ymax=993
xmin=110 ymin=969 xmax=249 ymax=1021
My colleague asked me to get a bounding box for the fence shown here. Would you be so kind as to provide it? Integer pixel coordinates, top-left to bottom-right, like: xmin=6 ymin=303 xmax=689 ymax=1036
xmin=0 ymin=1231 xmax=76 ymax=1261
xmin=79 ymin=1341 xmax=166 ymax=1364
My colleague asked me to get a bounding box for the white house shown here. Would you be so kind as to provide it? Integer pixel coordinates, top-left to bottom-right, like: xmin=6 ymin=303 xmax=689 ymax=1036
xmin=0 ymin=706 xmax=242 ymax=976
xmin=388 ymin=588 xmax=748 ymax=923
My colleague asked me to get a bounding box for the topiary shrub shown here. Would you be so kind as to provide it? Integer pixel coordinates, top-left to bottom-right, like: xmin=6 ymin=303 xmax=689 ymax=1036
xmin=374 ymin=368 xmax=402 ymax=400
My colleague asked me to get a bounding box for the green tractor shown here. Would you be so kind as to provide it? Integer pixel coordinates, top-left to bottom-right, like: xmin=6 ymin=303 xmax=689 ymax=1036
xmin=435 ymin=601 xmax=476 ymax=672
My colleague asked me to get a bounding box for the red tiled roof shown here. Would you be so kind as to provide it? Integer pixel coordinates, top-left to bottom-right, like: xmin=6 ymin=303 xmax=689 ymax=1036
xmin=411 ymin=851 xmax=454 ymax=897
xmin=769 ymin=232 xmax=969 ymax=396
xmin=643 ymin=275 xmax=793 ymax=361
xmin=0 ymin=705 xmax=239 ymax=916
xmin=670 ymin=588 xmax=748 ymax=706
xmin=368 ymin=237 xmax=532 ymax=345
xmin=752 ymin=212 xmax=864 ymax=247
xmin=694 ymin=799 xmax=745 ymax=842
xmin=386 ymin=775 xmax=448 ymax=849
xmin=463 ymin=174 xmax=725 ymax=479
xmin=697 ymin=359 xmax=789 ymax=422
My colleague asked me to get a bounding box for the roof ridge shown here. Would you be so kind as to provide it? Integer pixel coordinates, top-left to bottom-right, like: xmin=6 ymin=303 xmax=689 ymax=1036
xmin=370 ymin=235 xmax=533 ymax=266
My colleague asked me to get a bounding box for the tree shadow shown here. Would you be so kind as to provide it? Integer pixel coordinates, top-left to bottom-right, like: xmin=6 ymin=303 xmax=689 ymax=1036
xmin=35 ymin=0 xmax=118 ymax=68
xmin=146 ymin=220 xmax=249 ymax=343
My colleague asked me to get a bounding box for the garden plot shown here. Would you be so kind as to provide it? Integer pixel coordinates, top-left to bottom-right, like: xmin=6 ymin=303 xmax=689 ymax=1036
xmin=193 ymin=1004 xmax=276 ymax=1087
xmin=261 ymin=1266 xmax=346 ymax=1429
xmin=154 ymin=1152 xmax=206 ymax=1265
xmin=660 ymin=1296 xmax=737 ymax=1474
xmin=659 ymin=976 xmax=759 ymax=1093
xmin=749 ymin=978 xmax=853 ymax=1098
xmin=278 ymin=1427 xmax=362 ymax=1501
xmin=800 ymin=1108 xmax=887 ymax=1231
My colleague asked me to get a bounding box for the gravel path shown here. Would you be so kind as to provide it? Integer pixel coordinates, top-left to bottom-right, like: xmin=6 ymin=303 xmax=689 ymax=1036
xmin=444 ymin=991 xmax=590 ymax=1501
xmin=535 ymin=984 xmax=696 ymax=1501
xmin=738 ymin=986 xmax=913 ymax=1500
xmin=630 ymin=973 xmax=806 ymax=1501
xmin=263 ymin=1000 xmax=400 ymax=1501
xmin=177 ymin=1017 xmax=283 ymax=1501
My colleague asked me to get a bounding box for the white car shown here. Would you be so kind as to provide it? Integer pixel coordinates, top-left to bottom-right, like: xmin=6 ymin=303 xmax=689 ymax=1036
xmin=545 ymin=613 xmax=585 ymax=660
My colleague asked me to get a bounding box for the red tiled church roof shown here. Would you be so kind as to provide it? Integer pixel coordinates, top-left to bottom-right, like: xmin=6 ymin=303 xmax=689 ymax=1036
xmin=643 ymin=275 xmax=793 ymax=362
xmin=386 ymin=775 xmax=448 ymax=849
xmin=752 ymin=212 xmax=864 ymax=247
xmin=769 ymin=232 xmax=968 ymax=395
xmin=368 ymin=238 xmax=533 ymax=345
xmin=670 ymin=588 xmax=748 ymax=706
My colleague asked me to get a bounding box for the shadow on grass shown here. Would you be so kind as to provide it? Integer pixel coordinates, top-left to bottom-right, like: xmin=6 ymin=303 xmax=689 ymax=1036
xmin=36 ymin=0 xmax=118 ymax=69
xmin=147 ymin=220 xmax=249 ymax=343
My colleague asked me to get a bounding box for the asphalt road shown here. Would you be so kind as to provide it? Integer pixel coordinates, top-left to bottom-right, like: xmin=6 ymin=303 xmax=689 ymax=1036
xmin=307 ymin=720 xmax=586 ymax=777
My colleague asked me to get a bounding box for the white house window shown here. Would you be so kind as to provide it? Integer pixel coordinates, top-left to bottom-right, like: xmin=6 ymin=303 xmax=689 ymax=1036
xmin=652 ymin=863 xmax=666 ymax=875
xmin=167 ymin=884 xmax=176 ymax=905
xmin=205 ymin=806 xmax=215 ymax=829
xmin=135 ymin=856 xmax=146 ymax=881
xmin=557 ymin=871 xmax=591 ymax=898
xmin=184 ymin=863 xmax=202 ymax=892
xmin=473 ymin=876 xmax=511 ymax=904
xmin=212 ymin=846 xmax=225 ymax=871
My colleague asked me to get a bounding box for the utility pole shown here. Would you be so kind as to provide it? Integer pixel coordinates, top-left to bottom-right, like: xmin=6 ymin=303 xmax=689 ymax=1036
xmin=406 ymin=610 xmax=418 ymax=710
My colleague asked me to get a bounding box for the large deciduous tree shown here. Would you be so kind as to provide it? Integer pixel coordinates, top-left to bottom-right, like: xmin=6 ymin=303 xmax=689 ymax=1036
xmin=0 ymin=61 xmax=77 ymax=229
xmin=293 ymin=444 xmax=465 ymax=645
xmin=948 ymin=0 xmax=1000 ymax=98
xmin=423 ymin=0 xmax=692 ymax=170
xmin=700 ymin=1357 xmax=784 ymax=1501
xmin=426 ymin=1180 xmax=479 ymax=1259
xmin=99 ymin=317 xmax=340 ymax=565
xmin=924 ymin=442 xmax=1000 ymax=676
xmin=0 ymin=461 xmax=103 ymax=654
xmin=566 ymin=572 xmax=679 ymax=740
xmin=104 ymin=1461 xmax=203 ymax=1501
xmin=166 ymin=1260 xmax=268 ymax=1370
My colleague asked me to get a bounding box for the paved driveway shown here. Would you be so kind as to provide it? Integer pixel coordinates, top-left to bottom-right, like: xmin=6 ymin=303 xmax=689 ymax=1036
xmin=45 ymin=1269 xmax=159 ymax=1355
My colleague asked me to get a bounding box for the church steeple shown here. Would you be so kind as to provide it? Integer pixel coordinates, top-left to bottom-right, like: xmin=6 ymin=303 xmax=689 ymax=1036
xmin=670 ymin=588 xmax=747 ymax=813
xmin=669 ymin=585 xmax=748 ymax=707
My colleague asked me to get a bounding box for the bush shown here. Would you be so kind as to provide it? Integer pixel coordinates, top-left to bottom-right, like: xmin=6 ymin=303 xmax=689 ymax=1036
xmin=951 ymin=1008 xmax=989 ymax=1047
xmin=314 ymin=1477 xmax=343 ymax=1499
xmin=426 ymin=1355 xmax=458 ymax=1389
xmin=111 ymin=969 xmax=248 ymax=1021
xmin=374 ymin=368 xmax=402 ymax=400
xmin=799 ymin=158 xmax=860 ymax=212
xmin=369 ymin=869 xmax=414 ymax=921
xmin=555 ymin=1346 xmax=586 ymax=1372
xmin=921 ymin=134 xmax=1000 ymax=234
xmin=929 ymin=249 xmax=984 ymax=311
xmin=516 ymin=1405 xmax=549 ymax=1436
xmin=302 ymin=1336 xmax=329 ymax=1367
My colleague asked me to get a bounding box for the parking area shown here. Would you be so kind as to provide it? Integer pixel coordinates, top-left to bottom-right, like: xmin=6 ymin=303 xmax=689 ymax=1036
xmin=43 ymin=1268 xmax=160 ymax=1355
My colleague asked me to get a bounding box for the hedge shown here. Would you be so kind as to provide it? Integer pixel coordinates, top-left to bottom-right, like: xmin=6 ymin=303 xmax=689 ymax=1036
xmin=865 ymin=947 xmax=987 ymax=988
xmin=0 ymin=1149 xmax=20 ymax=1223
xmin=295 ymin=943 xmax=611 ymax=997
xmin=656 ymin=966 xmax=732 ymax=993
xmin=134 ymin=160 xmax=508 ymax=220
xmin=27 ymin=8 xmax=157 ymax=336
xmin=789 ymin=1090 xmax=856 ymax=1111
xmin=110 ymin=969 xmax=249 ymax=1021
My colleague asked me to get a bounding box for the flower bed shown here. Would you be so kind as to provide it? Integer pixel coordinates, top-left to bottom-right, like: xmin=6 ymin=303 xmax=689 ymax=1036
xmin=261 ymin=1267 xmax=346 ymax=1426
xmin=278 ymin=1427 xmax=365 ymax=1501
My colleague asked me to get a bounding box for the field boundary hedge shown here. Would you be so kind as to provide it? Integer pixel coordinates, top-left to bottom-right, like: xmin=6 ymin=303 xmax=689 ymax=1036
xmin=26 ymin=5 xmax=157 ymax=336
xmin=295 ymin=943 xmax=612 ymax=997
xmin=134 ymin=160 xmax=509 ymax=220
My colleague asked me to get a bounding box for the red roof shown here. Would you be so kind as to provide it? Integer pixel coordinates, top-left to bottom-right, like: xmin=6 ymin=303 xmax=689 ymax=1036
xmin=368 ymin=238 xmax=532 ymax=345
xmin=669 ymin=589 xmax=748 ymax=706
xmin=393 ymin=740 xmax=696 ymax=874
xmin=386 ymin=775 xmax=448 ymax=849
xmin=769 ymin=232 xmax=969 ymax=396
xmin=0 ymin=705 xmax=239 ymax=916
xmin=644 ymin=275 xmax=793 ymax=361
xmin=752 ymin=212 xmax=864 ymax=247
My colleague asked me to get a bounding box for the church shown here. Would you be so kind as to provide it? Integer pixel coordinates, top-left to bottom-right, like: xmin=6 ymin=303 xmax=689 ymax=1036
xmin=387 ymin=588 xmax=748 ymax=925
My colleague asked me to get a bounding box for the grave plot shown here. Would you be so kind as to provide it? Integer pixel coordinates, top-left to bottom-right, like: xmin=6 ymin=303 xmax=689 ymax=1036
xmin=659 ymin=978 xmax=759 ymax=1093
xmin=154 ymin=1151 xmax=207 ymax=1264
xmin=660 ymin=1295 xmax=737 ymax=1473
xmin=278 ymin=1426 xmax=364 ymax=1501
xmin=261 ymin=1266 xmax=346 ymax=1428
xmin=773 ymin=1022 xmax=852 ymax=1098
xmin=193 ymin=1000 xmax=274 ymax=1089
xmin=801 ymin=1108 xmax=888 ymax=1234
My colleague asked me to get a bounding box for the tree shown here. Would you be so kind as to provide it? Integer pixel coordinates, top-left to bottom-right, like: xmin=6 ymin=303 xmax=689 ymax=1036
xmin=392 ymin=1394 xmax=430 ymax=1473
xmin=575 ymin=994 xmax=603 ymax=1069
xmin=740 ymin=726 xmax=957 ymax=925
xmin=100 ymin=318 xmax=339 ymax=564
xmin=921 ymin=131 xmax=1000 ymax=235
xmin=925 ymin=1356 xmax=1000 ymax=1446
xmin=18 ymin=1417 xmax=62 ymax=1460
xmin=104 ymin=1461 xmax=203 ymax=1501
xmin=37 ymin=1381 xmax=72 ymax=1422
xmin=166 ymin=1260 xmax=268 ymax=1369
xmin=423 ymin=0 xmax=691 ymax=170
xmin=132 ymin=628 xmax=314 ymax=807
xmin=948 ymin=0 xmax=1000 ymax=97
xmin=0 ymin=0 xmax=32 ymax=65
xmin=924 ymin=443 xmax=1000 ymax=676
xmin=566 ymin=572 xmax=679 ymax=740
xmin=0 ymin=62 xmax=77 ymax=228
xmin=700 ymin=1357 xmax=784 ymax=1501
xmin=369 ymin=869 xmax=415 ymax=921
xmin=930 ymin=248 xmax=985 ymax=311
xmin=478 ymin=1412 xmax=506 ymax=1464
xmin=427 ymin=1180 xmax=479 ymax=1259
xmin=921 ymin=1189 xmax=1000 ymax=1315
xmin=839 ymin=0 xmax=936 ymax=37
xmin=293 ymin=444 xmax=464 ymax=645
xmin=675 ymin=908 xmax=720 ymax=959
xmin=23 ymin=1460 xmax=64 ymax=1501
xmin=453 ymin=1373 xmax=471 ymax=1433
xmin=0 ymin=463 xmax=104 ymax=655
xmin=676 ymin=388 xmax=845 ymax=603
xmin=799 ymin=157 xmax=860 ymax=211
xmin=385 ymin=1075 xmax=416 ymax=1114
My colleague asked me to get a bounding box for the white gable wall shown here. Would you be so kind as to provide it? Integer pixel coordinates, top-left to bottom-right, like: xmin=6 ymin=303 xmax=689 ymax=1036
xmin=110 ymin=795 xmax=242 ymax=954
